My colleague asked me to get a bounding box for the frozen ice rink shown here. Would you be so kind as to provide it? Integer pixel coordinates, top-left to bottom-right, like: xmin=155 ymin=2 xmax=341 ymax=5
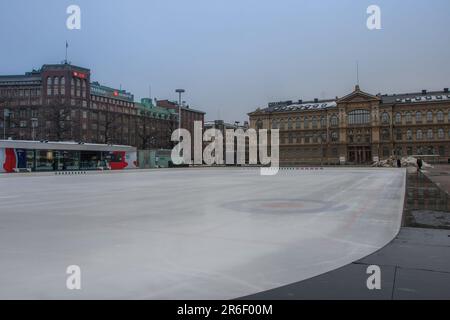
xmin=0 ymin=168 xmax=406 ymax=299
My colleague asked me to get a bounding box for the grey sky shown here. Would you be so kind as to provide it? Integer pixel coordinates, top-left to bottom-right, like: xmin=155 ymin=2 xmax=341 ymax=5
xmin=1 ymin=0 xmax=449 ymax=123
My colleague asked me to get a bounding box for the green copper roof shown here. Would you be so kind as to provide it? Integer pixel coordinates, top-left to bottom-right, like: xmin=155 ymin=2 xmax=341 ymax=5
xmin=136 ymin=98 xmax=178 ymax=120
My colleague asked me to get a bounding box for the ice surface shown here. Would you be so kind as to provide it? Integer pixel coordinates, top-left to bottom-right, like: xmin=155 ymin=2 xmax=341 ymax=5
xmin=0 ymin=168 xmax=405 ymax=299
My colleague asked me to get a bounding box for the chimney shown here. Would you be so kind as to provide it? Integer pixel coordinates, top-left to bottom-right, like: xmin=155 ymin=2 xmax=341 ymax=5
xmin=444 ymin=88 xmax=449 ymax=93
xmin=422 ymin=89 xmax=427 ymax=94
xmin=298 ymin=99 xmax=303 ymax=104
xmin=314 ymin=98 xmax=319 ymax=103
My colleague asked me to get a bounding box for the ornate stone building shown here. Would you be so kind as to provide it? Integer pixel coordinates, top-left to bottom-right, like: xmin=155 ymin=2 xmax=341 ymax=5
xmin=248 ymin=85 xmax=450 ymax=165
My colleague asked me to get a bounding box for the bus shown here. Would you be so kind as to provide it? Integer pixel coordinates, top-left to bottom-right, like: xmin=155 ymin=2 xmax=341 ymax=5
xmin=0 ymin=140 xmax=137 ymax=173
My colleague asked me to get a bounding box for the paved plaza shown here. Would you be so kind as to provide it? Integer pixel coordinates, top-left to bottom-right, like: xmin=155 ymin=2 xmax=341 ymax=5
xmin=0 ymin=168 xmax=405 ymax=299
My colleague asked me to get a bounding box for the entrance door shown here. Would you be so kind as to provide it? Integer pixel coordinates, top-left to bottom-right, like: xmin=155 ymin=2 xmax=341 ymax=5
xmin=348 ymin=146 xmax=372 ymax=164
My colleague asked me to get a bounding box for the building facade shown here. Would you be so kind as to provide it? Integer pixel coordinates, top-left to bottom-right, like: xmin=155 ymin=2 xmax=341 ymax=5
xmin=248 ymin=85 xmax=450 ymax=165
xmin=0 ymin=63 xmax=181 ymax=150
xmin=156 ymin=99 xmax=205 ymax=137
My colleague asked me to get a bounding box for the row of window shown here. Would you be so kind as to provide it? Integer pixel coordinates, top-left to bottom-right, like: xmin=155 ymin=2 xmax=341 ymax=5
xmin=271 ymin=115 xmax=339 ymax=130
xmin=281 ymin=131 xmax=339 ymax=144
xmin=263 ymin=109 xmax=450 ymax=129
xmin=389 ymin=111 xmax=448 ymax=124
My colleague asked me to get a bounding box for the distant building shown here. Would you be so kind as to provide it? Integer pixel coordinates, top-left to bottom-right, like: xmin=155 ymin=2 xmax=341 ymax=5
xmin=0 ymin=63 xmax=177 ymax=150
xmin=156 ymin=99 xmax=205 ymax=134
xmin=248 ymin=85 xmax=450 ymax=165
xmin=204 ymin=120 xmax=250 ymax=165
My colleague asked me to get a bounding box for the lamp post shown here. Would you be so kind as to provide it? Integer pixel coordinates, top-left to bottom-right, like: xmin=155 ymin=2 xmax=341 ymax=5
xmin=175 ymin=89 xmax=185 ymax=132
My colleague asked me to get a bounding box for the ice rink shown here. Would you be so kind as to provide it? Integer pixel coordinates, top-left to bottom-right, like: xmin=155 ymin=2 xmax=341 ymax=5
xmin=0 ymin=168 xmax=406 ymax=299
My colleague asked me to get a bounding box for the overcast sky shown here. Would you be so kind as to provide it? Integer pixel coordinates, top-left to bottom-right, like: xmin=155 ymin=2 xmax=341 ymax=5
xmin=1 ymin=0 xmax=449 ymax=122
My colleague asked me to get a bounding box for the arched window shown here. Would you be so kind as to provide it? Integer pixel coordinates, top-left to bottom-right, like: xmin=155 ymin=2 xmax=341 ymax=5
xmin=304 ymin=117 xmax=309 ymax=129
xmin=406 ymin=112 xmax=412 ymax=123
xmin=395 ymin=113 xmax=401 ymax=124
xmin=272 ymin=119 xmax=278 ymax=129
xmin=406 ymin=129 xmax=412 ymax=140
xmin=438 ymin=128 xmax=444 ymax=139
xmin=47 ymin=77 xmax=52 ymax=95
xmin=330 ymin=115 xmax=338 ymax=127
xmin=416 ymin=129 xmax=423 ymax=140
xmin=256 ymin=119 xmax=263 ymax=130
xmin=381 ymin=112 xmax=390 ymax=124
xmin=416 ymin=112 xmax=422 ymax=123
xmin=427 ymin=129 xmax=433 ymax=140
xmin=320 ymin=117 xmax=326 ymax=128
xmin=295 ymin=117 xmax=301 ymax=129
xmin=312 ymin=116 xmax=318 ymax=128
xmin=437 ymin=111 xmax=444 ymax=122
xmin=331 ymin=131 xmax=338 ymax=142
xmin=287 ymin=117 xmax=292 ymax=129
xmin=348 ymin=110 xmax=370 ymax=125
xmin=427 ymin=111 xmax=433 ymax=122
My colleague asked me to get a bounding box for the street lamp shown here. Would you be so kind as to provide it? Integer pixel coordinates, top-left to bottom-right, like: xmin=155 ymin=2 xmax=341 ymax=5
xmin=175 ymin=89 xmax=185 ymax=132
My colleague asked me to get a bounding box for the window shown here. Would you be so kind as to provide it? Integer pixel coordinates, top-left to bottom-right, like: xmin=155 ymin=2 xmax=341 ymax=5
xmin=427 ymin=129 xmax=433 ymax=140
xmin=439 ymin=146 xmax=445 ymax=156
xmin=295 ymin=118 xmax=301 ymax=129
xmin=312 ymin=117 xmax=318 ymax=128
xmin=287 ymin=117 xmax=292 ymax=129
xmin=288 ymin=133 xmax=293 ymax=144
xmin=438 ymin=128 xmax=444 ymax=139
xmin=406 ymin=129 xmax=412 ymax=140
xmin=320 ymin=117 xmax=326 ymax=128
xmin=383 ymin=147 xmax=390 ymax=157
xmin=381 ymin=112 xmax=390 ymax=124
xmin=330 ymin=115 xmax=338 ymax=127
xmin=348 ymin=110 xmax=370 ymax=125
xmin=331 ymin=131 xmax=338 ymax=142
xmin=427 ymin=111 xmax=433 ymax=122
xmin=395 ymin=113 xmax=401 ymax=124
xmin=256 ymin=119 xmax=263 ymax=130
xmin=416 ymin=112 xmax=422 ymax=123
xmin=304 ymin=117 xmax=309 ymax=129
xmin=60 ymin=77 xmax=65 ymax=95
xmin=416 ymin=129 xmax=423 ymax=140
xmin=396 ymin=129 xmax=402 ymax=140
xmin=272 ymin=119 xmax=278 ymax=129
xmin=437 ymin=111 xmax=444 ymax=122
xmin=382 ymin=129 xmax=390 ymax=140
xmin=47 ymin=77 xmax=52 ymax=95
xmin=406 ymin=112 xmax=412 ymax=123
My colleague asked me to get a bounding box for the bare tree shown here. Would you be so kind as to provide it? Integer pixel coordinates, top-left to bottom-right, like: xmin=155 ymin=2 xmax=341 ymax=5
xmin=43 ymin=97 xmax=79 ymax=141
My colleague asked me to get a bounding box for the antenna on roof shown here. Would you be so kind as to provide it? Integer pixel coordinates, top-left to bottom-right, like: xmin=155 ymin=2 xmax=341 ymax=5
xmin=356 ymin=60 xmax=360 ymax=86
xmin=65 ymin=41 xmax=69 ymax=64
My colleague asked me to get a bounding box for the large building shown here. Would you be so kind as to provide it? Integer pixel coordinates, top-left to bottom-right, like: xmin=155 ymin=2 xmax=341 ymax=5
xmin=248 ymin=85 xmax=450 ymax=165
xmin=156 ymin=99 xmax=205 ymax=138
xmin=0 ymin=63 xmax=202 ymax=151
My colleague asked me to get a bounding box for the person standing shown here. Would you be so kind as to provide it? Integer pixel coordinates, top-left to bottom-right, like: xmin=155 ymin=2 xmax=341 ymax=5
xmin=417 ymin=158 xmax=423 ymax=171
